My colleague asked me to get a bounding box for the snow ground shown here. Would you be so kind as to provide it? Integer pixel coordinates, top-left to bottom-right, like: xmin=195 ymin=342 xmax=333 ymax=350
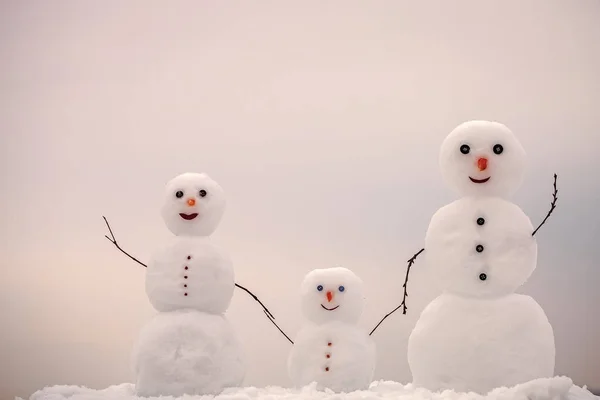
xmin=24 ymin=376 xmax=598 ymax=400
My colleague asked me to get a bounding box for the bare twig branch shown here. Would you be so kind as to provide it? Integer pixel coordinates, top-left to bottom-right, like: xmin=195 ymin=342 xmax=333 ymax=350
xmin=103 ymin=216 xmax=148 ymax=268
xmin=263 ymin=310 xmax=294 ymax=344
xmin=369 ymin=248 xmax=425 ymax=336
xmin=235 ymin=283 xmax=275 ymax=320
xmin=532 ymin=173 xmax=558 ymax=237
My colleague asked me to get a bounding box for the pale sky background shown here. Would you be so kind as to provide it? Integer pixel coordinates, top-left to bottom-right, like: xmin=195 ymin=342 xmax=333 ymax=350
xmin=1 ymin=1 xmax=599 ymax=399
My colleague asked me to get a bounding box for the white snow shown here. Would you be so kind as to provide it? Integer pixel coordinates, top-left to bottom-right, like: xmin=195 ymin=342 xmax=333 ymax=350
xmin=146 ymin=236 xmax=234 ymax=313
xmin=408 ymin=293 xmax=555 ymax=394
xmin=132 ymin=309 xmax=245 ymax=397
xmin=26 ymin=377 xmax=599 ymax=400
xmin=288 ymin=267 xmax=375 ymax=392
xmin=439 ymin=120 xmax=526 ymax=198
xmin=160 ymin=172 xmax=226 ymax=237
xmin=423 ymin=196 xmax=537 ymax=298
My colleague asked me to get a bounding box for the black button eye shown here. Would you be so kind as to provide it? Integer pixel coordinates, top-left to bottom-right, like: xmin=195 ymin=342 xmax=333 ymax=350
xmin=199 ymin=190 xmax=207 ymax=197
xmin=175 ymin=190 xmax=184 ymax=198
xmin=493 ymin=144 xmax=504 ymax=154
xmin=476 ymin=244 xmax=484 ymax=253
xmin=479 ymin=273 xmax=487 ymax=281
xmin=460 ymin=144 xmax=470 ymax=154
xmin=477 ymin=217 xmax=485 ymax=226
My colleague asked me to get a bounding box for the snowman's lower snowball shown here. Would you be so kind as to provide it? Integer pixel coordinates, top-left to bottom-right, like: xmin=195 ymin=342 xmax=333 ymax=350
xmin=288 ymin=321 xmax=375 ymax=393
xmin=132 ymin=309 xmax=245 ymax=397
xmin=408 ymin=293 xmax=555 ymax=394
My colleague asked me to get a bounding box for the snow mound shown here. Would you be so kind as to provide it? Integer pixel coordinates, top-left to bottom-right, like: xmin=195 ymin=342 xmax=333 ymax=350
xmin=25 ymin=376 xmax=598 ymax=400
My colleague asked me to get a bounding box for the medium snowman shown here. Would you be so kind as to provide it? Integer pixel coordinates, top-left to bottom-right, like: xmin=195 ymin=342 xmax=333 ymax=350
xmin=407 ymin=120 xmax=556 ymax=394
xmin=131 ymin=172 xmax=245 ymax=397
xmin=287 ymin=267 xmax=376 ymax=393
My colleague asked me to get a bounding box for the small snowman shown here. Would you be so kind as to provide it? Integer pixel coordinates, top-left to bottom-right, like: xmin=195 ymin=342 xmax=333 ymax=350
xmin=286 ymin=267 xmax=376 ymax=393
xmin=129 ymin=173 xmax=245 ymax=396
xmin=406 ymin=121 xmax=556 ymax=394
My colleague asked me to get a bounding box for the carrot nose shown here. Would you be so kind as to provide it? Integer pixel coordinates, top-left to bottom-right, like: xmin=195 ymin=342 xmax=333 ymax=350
xmin=187 ymin=198 xmax=196 ymax=206
xmin=477 ymin=157 xmax=488 ymax=171
xmin=326 ymin=291 xmax=333 ymax=302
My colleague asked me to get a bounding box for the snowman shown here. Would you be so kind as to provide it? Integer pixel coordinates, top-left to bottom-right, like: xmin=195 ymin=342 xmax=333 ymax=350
xmin=286 ymin=267 xmax=376 ymax=393
xmin=406 ymin=120 xmax=556 ymax=394
xmin=124 ymin=173 xmax=245 ymax=396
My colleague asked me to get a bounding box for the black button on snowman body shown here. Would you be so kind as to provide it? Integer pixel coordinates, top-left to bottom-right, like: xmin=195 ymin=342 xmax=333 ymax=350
xmin=476 ymin=217 xmax=487 ymax=281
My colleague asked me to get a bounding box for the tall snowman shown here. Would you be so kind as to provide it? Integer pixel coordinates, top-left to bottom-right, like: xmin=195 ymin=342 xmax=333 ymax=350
xmin=132 ymin=172 xmax=245 ymax=397
xmin=287 ymin=267 xmax=376 ymax=393
xmin=407 ymin=121 xmax=556 ymax=394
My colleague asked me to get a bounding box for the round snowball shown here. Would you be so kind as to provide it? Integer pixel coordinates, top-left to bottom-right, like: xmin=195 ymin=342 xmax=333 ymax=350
xmin=161 ymin=172 xmax=226 ymax=237
xmin=408 ymin=293 xmax=555 ymax=394
xmin=288 ymin=321 xmax=375 ymax=392
xmin=146 ymin=237 xmax=234 ymax=313
xmin=133 ymin=309 xmax=245 ymax=397
xmin=300 ymin=267 xmax=365 ymax=325
xmin=424 ymin=197 xmax=537 ymax=298
xmin=439 ymin=120 xmax=526 ymax=198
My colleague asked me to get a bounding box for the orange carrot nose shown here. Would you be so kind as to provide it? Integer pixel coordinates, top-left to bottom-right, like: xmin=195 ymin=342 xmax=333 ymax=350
xmin=326 ymin=291 xmax=333 ymax=302
xmin=187 ymin=198 xmax=196 ymax=206
xmin=477 ymin=157 xmax=488 ymax=171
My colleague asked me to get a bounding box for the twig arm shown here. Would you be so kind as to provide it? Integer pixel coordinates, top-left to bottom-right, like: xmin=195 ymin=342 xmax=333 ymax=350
xmin=103 ymin=216 xmax=148 ymax=268
xmin=235 ymin=283 xmax=275 ymax=320
xmin=532 ymin=174 xmax=558 ymax=237
xmin=369 ymin=247 xmax=425 ymax=336
xmin=263 ymin=310 xmax=294 ymax=344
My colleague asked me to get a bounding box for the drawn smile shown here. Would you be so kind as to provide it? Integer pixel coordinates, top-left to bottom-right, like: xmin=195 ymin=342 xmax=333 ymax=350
xmin=321 ymin=304 xmax=339 ymax=311
xmin=179 ymin=213 xmax=199 ymax=220
xmin=469 ymin=176 xmax=490 ymax=184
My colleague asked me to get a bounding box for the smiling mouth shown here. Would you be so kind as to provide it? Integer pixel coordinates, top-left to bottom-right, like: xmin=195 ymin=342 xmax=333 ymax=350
xmin=321 ymin=304 xmax=339 ymax=311
xmin=469 ymin=176 xmax=490 ymax=184
xmin=179 ymin=213 xmax=199 ymax=220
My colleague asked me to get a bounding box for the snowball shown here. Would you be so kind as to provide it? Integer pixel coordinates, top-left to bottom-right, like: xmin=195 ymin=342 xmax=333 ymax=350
xmin=408 ymin=293 xmax=555 ymax=394
xmin=132 ymin=309 xmax=245 ymax=397
xmin=300 ymin=267 xmax=365 ymax=325
xmin=161 ymin=172 xmax=226 ymax=237
xmin=146 ymin=236 xmax=234 ymax=313
xmin=30 ymin=376 xmax=594 ymax=400
xmin=439 ymin=120 xmax=526 ymax=199
xmin=288 ymin=321 xmax=376 ymax=393
xmin=424 ymin=196 xmax=537 ymax=298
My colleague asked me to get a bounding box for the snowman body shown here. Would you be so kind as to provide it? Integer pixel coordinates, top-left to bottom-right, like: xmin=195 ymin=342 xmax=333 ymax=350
xmin=145 ymin=236 xmax=234 ymax=313
xmin=288 ymin=321 xmax=375 ymax=393
xmin=287 ymin=267 xmax=376 ymax=393
xmin=408 ymin=293 xmax=554 ymax=394
xmin=133 ymin=309 xmax=245 ymax=397
xmin=407 ymin=121 xmax=556 ymax=394
xmin=133 ymin=173 xmax=246 ymax=396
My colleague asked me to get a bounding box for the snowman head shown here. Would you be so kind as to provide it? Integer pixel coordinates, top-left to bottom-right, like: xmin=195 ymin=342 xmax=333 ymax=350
xmin=160 ymin=172 xmax=226 ymax=236
xmin=300 ymin=267 xmax=365 ymax=325
xmin=439 ymin=120 xmax=526 ymax=198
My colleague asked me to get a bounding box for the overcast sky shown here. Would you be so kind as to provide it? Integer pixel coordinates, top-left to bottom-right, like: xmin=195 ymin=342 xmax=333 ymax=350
xmin=1 ymin=1 xmax=599 ymax=398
